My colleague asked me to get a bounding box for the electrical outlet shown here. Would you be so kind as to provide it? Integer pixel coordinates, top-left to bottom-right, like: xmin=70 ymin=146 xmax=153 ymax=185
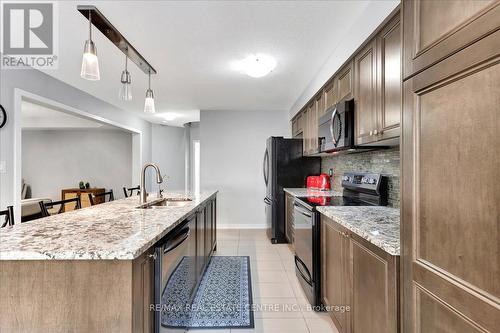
xmin=0 ymin=161 xmax=6 ymax=174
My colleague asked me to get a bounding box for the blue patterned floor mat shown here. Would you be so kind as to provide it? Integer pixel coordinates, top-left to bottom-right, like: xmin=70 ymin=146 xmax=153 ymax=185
xmin=161 ymin=256 xmax=254 ymax=329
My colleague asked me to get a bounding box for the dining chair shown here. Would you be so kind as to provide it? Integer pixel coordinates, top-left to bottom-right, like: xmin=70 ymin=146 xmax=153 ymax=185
xmin=39 ymin=197 xmax=82 ymax=217
xmin=88 ymin=190 xmax=114 ymax=206
xmin=0 ymin=206 xmax=14 ymax=228
xmin=123 ymin=186 xmax=140 ymax=198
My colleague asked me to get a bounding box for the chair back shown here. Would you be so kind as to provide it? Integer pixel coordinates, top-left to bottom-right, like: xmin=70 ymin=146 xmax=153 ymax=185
xmin=0 ymin=206 xmax=14 ymax=228
xmin=39 ymin=197 xmax=82 ymax=217
xmin=88 ymin=190 xmax=114 ymax=206
xmin=123 ymin=186 xmax=140 ymax=198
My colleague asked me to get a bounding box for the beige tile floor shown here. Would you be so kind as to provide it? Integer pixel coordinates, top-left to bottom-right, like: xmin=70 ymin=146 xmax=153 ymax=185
xmin=189 ymin=229 xmax=339 ymax=333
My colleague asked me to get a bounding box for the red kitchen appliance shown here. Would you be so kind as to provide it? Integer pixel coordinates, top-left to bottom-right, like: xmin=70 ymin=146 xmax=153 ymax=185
xmin=318 ymin=173 xmax=331 ymax=190
xmin=306 ymin=176 xmax=318 ymax=189
xmin=307 ymin=174 xmax=331 ymax=190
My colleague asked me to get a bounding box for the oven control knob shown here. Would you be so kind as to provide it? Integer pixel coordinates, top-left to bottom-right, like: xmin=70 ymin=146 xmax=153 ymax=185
xmin=369 ymin=178 xmax=377 ymax=185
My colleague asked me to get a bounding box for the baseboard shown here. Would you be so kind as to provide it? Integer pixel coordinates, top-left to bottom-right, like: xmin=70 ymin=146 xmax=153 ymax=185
xmin=217 ymin=224 xmax=268 ymax=229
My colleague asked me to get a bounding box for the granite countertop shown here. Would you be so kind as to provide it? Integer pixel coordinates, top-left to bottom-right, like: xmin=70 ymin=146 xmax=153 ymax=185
xmin=0 ymin=190 xmax=217 ymax=261
xmin=284 ymin=188 xmax=342 ymax=197
xmin=317 ymin=206 xmax=400 ymax=256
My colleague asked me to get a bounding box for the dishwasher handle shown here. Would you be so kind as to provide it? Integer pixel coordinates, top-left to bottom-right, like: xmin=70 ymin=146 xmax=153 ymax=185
xmin=294 ymin=203 xmax=312 ymax=218
xmin=163 ymin=227 xmax=190 ymax=254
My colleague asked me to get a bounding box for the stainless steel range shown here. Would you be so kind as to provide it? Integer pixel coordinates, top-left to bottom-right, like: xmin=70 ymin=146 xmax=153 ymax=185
xmin=293 ymin=172 xmax=388 ymax=307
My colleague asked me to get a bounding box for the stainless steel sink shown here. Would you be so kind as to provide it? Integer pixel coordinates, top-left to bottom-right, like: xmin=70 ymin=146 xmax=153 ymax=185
xmin=136 ymin=197 xmax=193 ymax=209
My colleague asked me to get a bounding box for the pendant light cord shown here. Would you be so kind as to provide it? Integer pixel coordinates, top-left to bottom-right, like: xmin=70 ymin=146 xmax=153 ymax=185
xmin=148 ymin=70 xmax=151 ymax=90
xmin=89 ymin=11 xmax=92 ymax=41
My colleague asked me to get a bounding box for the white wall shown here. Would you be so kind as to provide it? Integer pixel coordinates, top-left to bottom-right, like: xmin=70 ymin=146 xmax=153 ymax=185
xmin=151 ymin=124 xmax=186 ymax=191
xmin=289 ymin=0 xmax=399 ymax=118
xmin=200 ymin=110 xmax=289 ymax=228
xmin=0 ymin=68 xmax=152 ymax=221
xmin=22 ymin=129 xmax=132 ymax=200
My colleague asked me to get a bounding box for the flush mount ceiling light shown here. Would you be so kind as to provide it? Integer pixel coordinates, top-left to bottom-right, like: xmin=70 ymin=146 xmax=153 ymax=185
xmin=159 ymin=113 xmax=178 ymax=121
xmin=119 ymin=54 xmax=132 ymax=101
xmin=144 ymin=70 xmax=155 ymax=114
xmin=80 ymin=10 xmax=100 ymax=81
xmin=231 ymin=54 xmax=277 ymax=78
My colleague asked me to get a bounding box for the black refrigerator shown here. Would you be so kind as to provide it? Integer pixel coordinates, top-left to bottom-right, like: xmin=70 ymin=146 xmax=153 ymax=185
xmin=263 ymin=137 xmax=320 ymax=243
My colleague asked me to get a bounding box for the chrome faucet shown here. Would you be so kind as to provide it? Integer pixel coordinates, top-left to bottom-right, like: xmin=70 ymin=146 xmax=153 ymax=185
xmin=140 ymin=163 xmax=164 ymax=204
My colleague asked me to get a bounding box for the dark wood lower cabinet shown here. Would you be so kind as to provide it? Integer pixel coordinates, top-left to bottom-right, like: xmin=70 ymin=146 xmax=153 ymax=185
xmin=321 ymin=215 xmax=399 ymax=333
xmin=204 ymin=198 xmax=217 ymax=258
xmin=132 ymin=248 xmax=155 ymax=333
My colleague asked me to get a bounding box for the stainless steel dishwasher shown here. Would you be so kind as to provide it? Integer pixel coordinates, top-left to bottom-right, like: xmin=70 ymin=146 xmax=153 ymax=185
xmin=154 ymin=214 xmax=197 ymax=333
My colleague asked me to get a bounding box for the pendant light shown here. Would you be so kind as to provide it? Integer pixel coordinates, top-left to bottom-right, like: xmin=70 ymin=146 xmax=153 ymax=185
xmin=80 ymin=11 xmax=100 ymax=80
xmin=144 ymin=70 xmax=155 ymax=113
xmin=119 ymin=54 xmax=132 ymax=101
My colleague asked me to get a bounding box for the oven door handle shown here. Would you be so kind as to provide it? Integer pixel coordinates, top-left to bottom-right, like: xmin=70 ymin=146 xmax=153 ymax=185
xmin=294 ymin=203 xmax=312 ymax=218
xmin=163 ymin=227 xmax=190 ymax=254
xmin=295 ymin=255 xmax=313 ymax=286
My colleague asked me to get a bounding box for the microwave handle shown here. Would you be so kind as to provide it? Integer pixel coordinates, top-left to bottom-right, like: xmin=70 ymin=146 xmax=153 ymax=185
xmin=329 ymin=107 xmax=336 ymax=143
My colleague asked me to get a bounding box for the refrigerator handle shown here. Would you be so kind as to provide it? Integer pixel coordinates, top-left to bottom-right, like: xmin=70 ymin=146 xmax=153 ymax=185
xmin=263 ymin=149 xmax=269 ymax=185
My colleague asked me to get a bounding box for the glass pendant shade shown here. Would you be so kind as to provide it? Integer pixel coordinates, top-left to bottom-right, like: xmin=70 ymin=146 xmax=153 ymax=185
xmin=81 ymin=40 xmax=100 ymax=80
xmin=119 ymin=69 xmax=132 ymax=101
xmin=144 ymin=88 xmax=155 ymax=113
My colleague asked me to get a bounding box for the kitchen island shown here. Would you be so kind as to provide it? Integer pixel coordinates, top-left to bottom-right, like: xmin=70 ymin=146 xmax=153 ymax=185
xmin=0 ymin=190 xmax=218 ymax=333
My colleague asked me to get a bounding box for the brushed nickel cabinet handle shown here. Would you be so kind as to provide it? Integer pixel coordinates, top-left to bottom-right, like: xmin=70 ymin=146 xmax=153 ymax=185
xmin=369 ymin=130 xmax=373 ymax=136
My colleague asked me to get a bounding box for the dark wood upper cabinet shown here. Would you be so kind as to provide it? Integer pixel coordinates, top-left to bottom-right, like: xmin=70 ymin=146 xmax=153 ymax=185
xmin=290 ymin=9 xmax=401 ymax=150
xmin=377 ymin=15 xmax=401 ymax=141
xmin=401 ymin=1 xmax=500 ymax=332
xmin=402 ymin=0 xmax=499 ymax=79
xmin=354 ymin=13 xmax=401 ymax=146
xmin=324 ymin=79 xmax=338 ymax=112
xmin=337 ymin=60 xmax=354 ymax=102
xmin=354 ymin=40 xmax=378 ymax=145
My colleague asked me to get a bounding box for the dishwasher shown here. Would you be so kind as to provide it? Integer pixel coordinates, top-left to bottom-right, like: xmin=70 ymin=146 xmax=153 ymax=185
xmin=154 ymin=214 xmax=197 ymax=333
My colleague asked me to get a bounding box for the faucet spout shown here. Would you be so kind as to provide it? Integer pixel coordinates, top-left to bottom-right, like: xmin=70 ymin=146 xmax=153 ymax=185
xmin=140 ymin=163 xmax=163 ymax=204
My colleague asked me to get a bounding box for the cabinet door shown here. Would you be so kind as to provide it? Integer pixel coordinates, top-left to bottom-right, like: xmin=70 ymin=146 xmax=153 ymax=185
xmin=309 ymin=101 xmax=318 ymax=154
xmin=354 ymin=40 xmax=378 ymax=145
xmin=350 ymin=238 xmax=398 ymax=333
xmin=297 ymin=112 xmax=304 ymax=136
xmin=324 ymin=80 xmax=338 ymax=111
xmin=316 ymin=91 xmax=326 ymax=117
xmin=302 ymin=108 xmax=309 ymax=155
xmin=292 ymin=118 xmax=298 ymax=137
xmin=196 ymin=208 xmax=206 ymax=278
xmin=377 ymin=14 xmax=401 ymax=141
xmin=401 ymin=30 xmax=500 ymax=332
xmin=337 ymin=61 xmax=353 ymax=101
xmin=321 ymin=217 xmax=348 ymax=332
xmin=132 ymin=249 xmax=154 ymax=333
xmin=205 ymin=202 xmax=213 ymax=258
xmin=402 ymin=0 xmax=499 ymax=79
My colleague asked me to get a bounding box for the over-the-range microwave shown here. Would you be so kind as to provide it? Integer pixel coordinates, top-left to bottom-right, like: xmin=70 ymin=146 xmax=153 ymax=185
xmin=318 ymin=99 xmax=354 ymax=153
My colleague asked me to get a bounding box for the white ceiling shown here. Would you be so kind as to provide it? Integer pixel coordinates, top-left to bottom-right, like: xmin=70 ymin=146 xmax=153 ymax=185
xmin=42 ymin=0 xmax=377 ymax=127
xmin=22 ymin=100 xmax=117 ymax=130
